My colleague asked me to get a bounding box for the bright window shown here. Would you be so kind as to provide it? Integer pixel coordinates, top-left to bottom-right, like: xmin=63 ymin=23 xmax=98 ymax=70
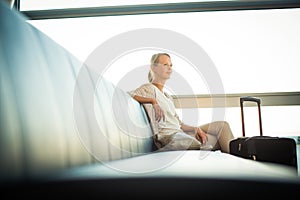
xmin=26 ymin=7 xmax=300 ymax=137
xmin=27 ymin=8 xmax=300 ymax=94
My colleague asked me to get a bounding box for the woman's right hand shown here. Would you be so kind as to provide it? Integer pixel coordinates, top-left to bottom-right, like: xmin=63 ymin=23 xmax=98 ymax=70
xmin=132 ymin=95 xmax=165 ymax=122
xmin=153 ymin=103 xmax=165 ymax=122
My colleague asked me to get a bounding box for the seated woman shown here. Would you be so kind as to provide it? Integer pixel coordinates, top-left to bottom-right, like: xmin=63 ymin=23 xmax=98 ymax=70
xmin=130 ymin=53 xmax=234 ymax=153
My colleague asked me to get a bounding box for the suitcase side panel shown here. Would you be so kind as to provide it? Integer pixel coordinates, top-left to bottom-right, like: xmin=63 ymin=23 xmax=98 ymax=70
xmin=246 ymin=137 xmax=297 ymax=168
xmin=230 ymin=137 xmax=297 ymax=169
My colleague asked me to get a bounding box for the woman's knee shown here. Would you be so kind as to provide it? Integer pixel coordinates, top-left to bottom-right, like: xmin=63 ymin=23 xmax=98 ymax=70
xmin=218 ymin=120 xmax=229 ymax=125
xmin=211 ymin=121 xmax=230 ymax=129
xmin=222 ymin=121 xmax=231 ymax=129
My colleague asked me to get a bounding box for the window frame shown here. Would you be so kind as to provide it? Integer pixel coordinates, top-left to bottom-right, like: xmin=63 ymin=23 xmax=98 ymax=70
xmin=17 ymin=0 xmax=300 ymax=20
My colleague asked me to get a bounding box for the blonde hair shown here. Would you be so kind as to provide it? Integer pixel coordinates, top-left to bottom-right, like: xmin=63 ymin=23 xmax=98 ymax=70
xmin=148 ymin=53 xmax=170 ymax=82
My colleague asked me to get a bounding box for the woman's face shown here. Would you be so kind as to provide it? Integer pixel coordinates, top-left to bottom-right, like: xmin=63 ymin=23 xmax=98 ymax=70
xmin=152 ymin=55 xmax=173 ymax=81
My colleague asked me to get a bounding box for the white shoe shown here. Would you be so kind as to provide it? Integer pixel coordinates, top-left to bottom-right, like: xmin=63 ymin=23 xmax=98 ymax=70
xmin=200 ymin=144 xmax=213 ymax=151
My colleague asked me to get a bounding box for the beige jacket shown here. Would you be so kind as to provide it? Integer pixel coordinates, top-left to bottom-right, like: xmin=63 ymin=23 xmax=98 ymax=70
xmin=130 ymin=83 xmax=201 ymax=150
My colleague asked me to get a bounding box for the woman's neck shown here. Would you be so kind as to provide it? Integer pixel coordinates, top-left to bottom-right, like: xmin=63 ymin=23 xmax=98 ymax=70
xmin=152 ymin=82 xmax=164 ymax=92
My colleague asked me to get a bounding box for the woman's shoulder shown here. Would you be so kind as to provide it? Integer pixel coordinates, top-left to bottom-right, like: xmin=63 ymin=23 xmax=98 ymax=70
xmin=129 ymin=82 xmax=156 ymax=97
xmin=136 ymin=83 xmax=155 ymax=90
xmin=140 ymin=82 xmax=154 ymax=88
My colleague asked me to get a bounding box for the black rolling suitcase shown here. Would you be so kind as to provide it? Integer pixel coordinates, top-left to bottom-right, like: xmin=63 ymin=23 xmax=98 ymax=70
xmin=229 ymin=96 xmax=297 ymax=169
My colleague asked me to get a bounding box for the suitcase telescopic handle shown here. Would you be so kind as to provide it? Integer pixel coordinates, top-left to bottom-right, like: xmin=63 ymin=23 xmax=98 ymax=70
xmin=240 ymin=96 xmax=261 ymax=104
xmin=240 ymin=96 xmax=263 ymax=137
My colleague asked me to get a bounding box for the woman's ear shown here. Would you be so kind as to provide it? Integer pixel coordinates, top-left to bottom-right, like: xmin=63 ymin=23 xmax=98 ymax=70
xmin=150 ymin=64 xmax=155 ymax=71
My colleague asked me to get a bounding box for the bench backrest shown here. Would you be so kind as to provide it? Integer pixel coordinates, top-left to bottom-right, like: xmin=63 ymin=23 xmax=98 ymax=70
xmin=0 ymin=2 xmax=153 ymax=182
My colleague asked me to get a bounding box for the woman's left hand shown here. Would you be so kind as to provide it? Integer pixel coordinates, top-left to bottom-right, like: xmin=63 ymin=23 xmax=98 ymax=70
xmin=195 ymin=127 xmax=208 ymax=144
